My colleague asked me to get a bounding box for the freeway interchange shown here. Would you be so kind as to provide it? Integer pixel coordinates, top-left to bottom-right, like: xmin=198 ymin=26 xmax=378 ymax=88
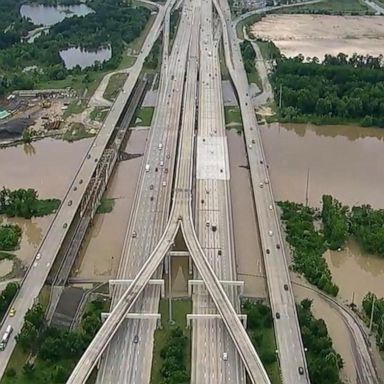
xmin=1 ymin=0 xmax=380 ymax=384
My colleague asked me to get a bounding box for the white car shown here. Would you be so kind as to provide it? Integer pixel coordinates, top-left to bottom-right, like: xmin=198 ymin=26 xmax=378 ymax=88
xmin=36 ymin=253 xmax=41 ymax=260
xmin=269 ymin=205 xmax=273 ymax=210
xmin=268 ymin=230 xmax=273 ymax=236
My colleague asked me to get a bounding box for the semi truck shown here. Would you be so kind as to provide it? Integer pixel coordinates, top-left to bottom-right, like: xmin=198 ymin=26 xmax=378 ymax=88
xmin=0 ymin=325 xmax=13 ymax=351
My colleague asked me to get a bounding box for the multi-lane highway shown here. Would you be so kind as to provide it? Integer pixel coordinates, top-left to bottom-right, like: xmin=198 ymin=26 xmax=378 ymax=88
xmin=95 ymin=1 xmax=194 ymax=382
xmin=66 ymin=1 xmax=271 ymax=381
xmin=214 ymin=0 xmax=310 ymax=382
xmin=0 ymin=0 xmax=174 ymax=378
xmin=191 ymin=0 xmax=245 ymax=382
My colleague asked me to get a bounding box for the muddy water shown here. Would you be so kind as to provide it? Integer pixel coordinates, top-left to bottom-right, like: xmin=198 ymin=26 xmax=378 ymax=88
xmin=0 ymin=138 xmax=93 ymax=265
xmin=293 ymin=284 xmax=357 ymax=384
xmin=0 ymin=138 xmax=93 ymax=198
xmin=261 ymin=123 xmax=384 ymax=208
xmin=261 ymin=122 xmax=384 ymax=302
xmin=325 ymin=240 xmax=384 ymax=304
xmin=227 ymin=130 xmax=267 ymax=298
xmin=76 ymin=130 xmax=148 ymax=278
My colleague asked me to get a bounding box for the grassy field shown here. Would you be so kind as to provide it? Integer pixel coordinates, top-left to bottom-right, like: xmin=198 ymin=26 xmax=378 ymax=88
xmin=96 ymin=198 xmax=115 ymax=214
xmin=150 ymin=299 xmax=191 ymax=384
xmin=134 ymin=107 xmax=155 ymax=126
xmin=273 ymin=0 xmax=370 ymax=14
xmin=103 ymin=73 xmax=128 ymax=102
xmin=224 ymin=106 xmax=243 ymax=126
xmin=89 ymin=107 xmax=109 ymax=122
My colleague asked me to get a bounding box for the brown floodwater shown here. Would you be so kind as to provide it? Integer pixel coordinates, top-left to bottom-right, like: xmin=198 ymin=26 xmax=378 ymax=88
xmin=293 ymin=284 xmax=357 ymax=384
xmin=227 ymin=130 xmax=267 ymax=298
xmin=261 ymin=123 xmax=384 ymax=208
xmin=325 ymin=240 xmax=384 ymax=304
xmin=76 ymin=130 xmax=148 ymax=278
xmin=0 ymin=138 xmax=93 ymax=265
xmin=261 ymin=122 xmax=384 ymax=305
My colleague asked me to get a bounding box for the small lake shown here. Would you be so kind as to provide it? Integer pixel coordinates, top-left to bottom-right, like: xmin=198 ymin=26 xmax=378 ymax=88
xmin=59 ymin=46 xmax=112 ymax=69
xmin=20 ymin=4 xmax=94 ymax=26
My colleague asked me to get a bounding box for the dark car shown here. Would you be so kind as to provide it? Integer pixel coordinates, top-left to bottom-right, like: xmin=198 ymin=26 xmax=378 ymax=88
xmin=275 ymin=312 xmax=280 ymax=319
xmin=276 ymin=244 xmax=281 ymax=249
xmin=284 ymin=284 xmax=288 ymax=291
xmin=298 ymin=367 xmax=304 ymax=375
xmin=133 ymin=335 xmax=139 ymax=344
xmin=266 ymin=249 xmax=270 ymax=255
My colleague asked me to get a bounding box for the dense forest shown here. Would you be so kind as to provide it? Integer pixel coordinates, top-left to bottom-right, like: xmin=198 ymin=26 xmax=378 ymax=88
xmin=271 ymin=53 xmax=384 ymax=127
xmin=0 ymin=0 xmax=150 ymax=96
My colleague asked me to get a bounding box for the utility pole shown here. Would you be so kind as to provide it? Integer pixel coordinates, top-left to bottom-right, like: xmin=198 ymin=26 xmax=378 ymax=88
xmin=369 ymin=296 xmax=376 ymax=335
xmin=305 ymin=168 xmax=310 ymax=207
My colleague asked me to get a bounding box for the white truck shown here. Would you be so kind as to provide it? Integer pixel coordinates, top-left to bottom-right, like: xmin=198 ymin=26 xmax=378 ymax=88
xmin=0 ymin=325 xmax=13 ymax=351
xmin=145 ymin=164 xmax=150 ymax=172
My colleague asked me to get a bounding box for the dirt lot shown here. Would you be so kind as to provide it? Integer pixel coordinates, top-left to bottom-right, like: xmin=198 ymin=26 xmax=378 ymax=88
xmin=250 ymin=14 xmax=384 ymax=58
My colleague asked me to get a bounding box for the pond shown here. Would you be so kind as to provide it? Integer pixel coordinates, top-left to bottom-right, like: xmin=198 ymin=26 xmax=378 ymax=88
xmin=59 ymin=46 xmax=112 ymax=69
xmin=20 ymin=3 xmax=94 ymax=26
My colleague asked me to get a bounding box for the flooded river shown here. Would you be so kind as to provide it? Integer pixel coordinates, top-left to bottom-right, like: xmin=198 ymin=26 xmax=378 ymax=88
xmin=261 ymin=122 xmax=384 ymax=304
xmin=76 ymin=130 xmax=148 ymax=278
xmin=0 ymin=138 xmax=93 ymax=265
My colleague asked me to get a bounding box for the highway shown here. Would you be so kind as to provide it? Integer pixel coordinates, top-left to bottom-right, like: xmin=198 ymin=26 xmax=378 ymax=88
xmin=191 ymin=0 xmax=245 ymax=382
xmin=214 ymin=0 xmax=310 ymax=382
xmin=66 ymin=1 xmax=271 ymax=381
xmin=0 ymin=0 xmax=174 ymax=378
xmin=95 ymin=1 xmax=193 ymax=382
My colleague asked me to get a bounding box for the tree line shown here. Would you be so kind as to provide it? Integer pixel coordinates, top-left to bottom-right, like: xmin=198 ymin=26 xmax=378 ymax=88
xmin=278 ymin=200 xmax=339 ymax=296
xmin=0 ymin=0 xmax=151 ymax=96
xmin=0 ymin=283 xmax=19 ymax=321
xmin=297 ymin=299 xmax=343 ymax=383
xmin=0 ymin=188 xmax=60 ymax=219
xmin=322 ymin=195 xmax=384 ymax=257
xmin=271 ymin=53 xmax=384 ymax=127
xmin=13 ymin=299 xmax=106 ymax=383
xmin=240 ymin=40 xmax=256 ymax=75
xmin=159 ymin=326 xmax=189 ymax=384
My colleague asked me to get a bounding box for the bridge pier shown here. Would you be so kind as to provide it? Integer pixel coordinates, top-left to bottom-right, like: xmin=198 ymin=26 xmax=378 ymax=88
xmin=187 ymin=279 xmax=244 ymax=296
xmin=109 ymin=279 xmax=165 ymax=298
xmin=186 ymin=313 xmax=247 ymax=328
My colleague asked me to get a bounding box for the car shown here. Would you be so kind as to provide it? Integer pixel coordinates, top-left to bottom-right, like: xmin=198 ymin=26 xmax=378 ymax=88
xmin=162 ymin=181 xmax=166 ymax=187
xmin=252 ymin=139 xmax=255 ymax=144
xmin=268 ymin=230 xmax=273 ymax=236
xmin=9 ymin=308 xmax=16 ymax=317
xmin=266 ymin=249 xmax=270 ymax=254
xmin=150 ymin=184 xmax=154 ymax=190
xmin=160 ymin=161 xmax=164 ymax=167
xmin=275 ymin=312 xmax=280 ymax=319
xmin=276 ymin=244 xmax=281 ymax=249
xmin=206 ymin=220 xmax=210 ymax=227
xmin=248 ymin=144 xmax=252 ymax=149
xmin=298 ymin=367 xmax=304 ymax=375
xmin=259 ymin=182 xmax=264 ymax=188
xmin=36 ymin=253 xmax=41 ymax=260
xmin=68 ymin=200 xmax=72 ymax=206
xmin=269 ymin=205 xmax=273 ymax=210
xmin=222 ymin=352 xmax=228 ymax=361
xmin=155 ymin=167 xmax=158 ymax=172
xmin=132 ymin=231 xmax=137 ymax=238
xmin=164 ymin=168 xmax=168 ymax=174
xmin=150 ymin=196 xmax=154 ymax=201
xmin=133 ymin=335 xmax=139 ymax=344
xmin=264 ymin=179 xmax=269 ymax=184
xmin=218 ymin=250 xmax=222 ymax=256
xmin=284 ymin=284 xmax=288 ymax=291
